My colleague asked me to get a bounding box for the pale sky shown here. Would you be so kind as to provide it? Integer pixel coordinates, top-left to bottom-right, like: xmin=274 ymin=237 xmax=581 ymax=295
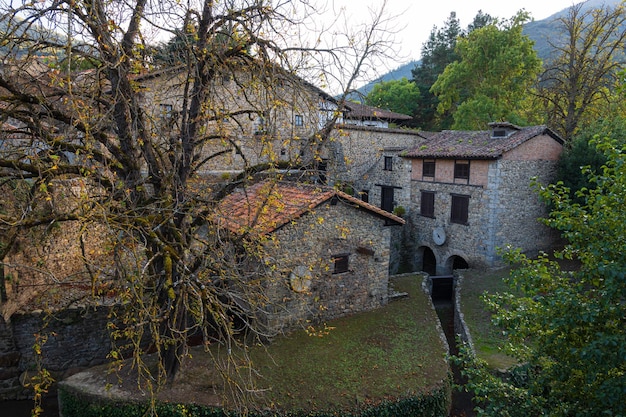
xmin=329 ymin=0 xmax=579 ymax=66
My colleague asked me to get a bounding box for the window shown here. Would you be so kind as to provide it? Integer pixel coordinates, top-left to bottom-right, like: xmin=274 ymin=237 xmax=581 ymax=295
xmin=294 ymin=114 xmax=304 ymax=127
xmin=384 ymin=156 xmax=393 ymax=171
xmin=450 ymin=194 xmax=470 ymax=225
xmin=423 ymin=160 xmax=435 ymax=177
xmin=454 ymin=160 xmax=470 ymax=180
xmin=380 ymin=186 xmax=395 ymax=213
xmin=420 ymin=191 xmax=435 ymax=218
xmin=255 ymin=110 xmax=269 ymax=135
xmin=360 ymin=189 xmax=369 ymax=203
xmin=159 ymin=103 xmax=173 ymax=120
xmin=332 ymin=254 xmax=349 ymax=274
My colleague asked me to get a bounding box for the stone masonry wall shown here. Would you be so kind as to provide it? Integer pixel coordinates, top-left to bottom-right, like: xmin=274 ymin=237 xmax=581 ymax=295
xmin=265 ymin=199 xmax=395 ymax=333
xmin=330 ymin=125 xmax=422 ymax=274
xmin=0 ymin=306 xmax=113 ymax=400
xmin=409 ymin=156 xmax=560 ymax=271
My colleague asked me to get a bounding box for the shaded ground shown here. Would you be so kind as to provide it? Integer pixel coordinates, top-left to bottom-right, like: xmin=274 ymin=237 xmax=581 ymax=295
xmin=60 ymin=274 xmax=450 ymax=415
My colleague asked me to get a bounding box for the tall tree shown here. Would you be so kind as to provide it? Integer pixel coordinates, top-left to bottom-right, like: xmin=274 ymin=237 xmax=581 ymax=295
xmin=458 ymin=136 xmax=626 ymax=416
xmin=431 ymin=11 xmax=542 ymax=130
xmin=411 ymin=12 xmax=462 ymax=131
xmin=364 ymin=77 xmax=420 ymax=117
xmin=411 ymin=11 xmax=494 ymax=131
xmin=556 ymin=113 xmax=626 ymax=202
xmin=535 ymin=2 xmax=626 ymax=142
xmin=0 ymin=0 xmax=395 ymax=403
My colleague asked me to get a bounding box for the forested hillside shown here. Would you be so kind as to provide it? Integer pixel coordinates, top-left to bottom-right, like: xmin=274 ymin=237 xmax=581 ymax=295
xmin=356 ymin=0 xmax=622 ymax=96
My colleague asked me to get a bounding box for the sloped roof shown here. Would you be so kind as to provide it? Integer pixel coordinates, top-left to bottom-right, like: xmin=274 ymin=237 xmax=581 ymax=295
xmin=344 ymin=101 xmax=412 ymax=121
xmin=403 ymin=124 xmax=564 ymax=159
xmin=216 ymin=180 xmax=404 ymax=235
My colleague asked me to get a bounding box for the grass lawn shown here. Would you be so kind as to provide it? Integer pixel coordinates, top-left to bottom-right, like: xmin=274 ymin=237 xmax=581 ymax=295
xmin=459 ymin=250 xmax=581 ymax=370
xmin=458 ymin=267 xmax=518 ymax=370
xmin=252 ymin=274 xmax=449 ymax=412
xmin=61 ymin=274 xmax=450 ymax=415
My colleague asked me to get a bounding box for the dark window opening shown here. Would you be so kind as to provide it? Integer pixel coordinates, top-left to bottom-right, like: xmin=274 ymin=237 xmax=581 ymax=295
xmin=380 ymin=186 xmax=395 ymax=213
xmin=454 ymin=160 xmax=470 ymax=180
xmin=420 ymin=191 xmax=435 ymax=218
xmin=255 ymin=110 xmax=269 ymax=135
xmin=492 ymin=129 xmax=507 ymax=137
xmin=451 ymin=194 xmax=470 ymax=224
xmin=360 ymin=189 xmax=369 ymax=203
xmin=332 ymin=254 xmax=349 ymax=274
xmin=452 ymin=256 xmax=469 ymax=270
xmin=318 ymin=160 xmax=328 ymax=184
xmin=423 ymin=160 xmax=435 ymax=177
xmin=383 ymin=156 xmax=393 ymax=171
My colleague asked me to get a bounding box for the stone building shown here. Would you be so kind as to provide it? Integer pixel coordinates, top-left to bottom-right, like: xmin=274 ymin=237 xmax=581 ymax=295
xmin=216 ymin=180 xmax=404 ymax=332
xmin=402 ymin=122 xmax=564 ymax=274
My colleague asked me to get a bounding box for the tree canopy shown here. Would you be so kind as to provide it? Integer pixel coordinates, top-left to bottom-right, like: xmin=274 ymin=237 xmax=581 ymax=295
xmin=0 ymin=0 xmax=396 ymax=410
xmin=431 ymin=11 xmax=542 ymax=130
xmin=459 ymin=136 xmax=626 ymax=415
xmin=536 ymin=2 xmax=626 ymax=142
xmin=364 ymin=77 xmax=420 ymax=117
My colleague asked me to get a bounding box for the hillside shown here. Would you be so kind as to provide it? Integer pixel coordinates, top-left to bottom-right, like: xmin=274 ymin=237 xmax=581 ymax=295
xmin=355 ymin=0 xmax=621 ymax=96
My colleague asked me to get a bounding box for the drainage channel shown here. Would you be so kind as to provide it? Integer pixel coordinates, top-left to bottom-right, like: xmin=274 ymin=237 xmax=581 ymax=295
xmin=431 ymin=275 xmax=476 ymax=417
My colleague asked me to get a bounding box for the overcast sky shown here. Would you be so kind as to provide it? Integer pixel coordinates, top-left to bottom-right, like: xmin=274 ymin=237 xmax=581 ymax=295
xmin=328 ymin=0 xmax=579 ymax=65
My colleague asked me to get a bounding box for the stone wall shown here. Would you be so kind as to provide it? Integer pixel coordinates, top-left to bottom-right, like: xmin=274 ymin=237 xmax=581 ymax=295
xmin=265 ymin=199 xmax=397 ymax=332
xmin=0 ymin=306 xmax=113 ymax=400
xmin=409 ymin=156 xmax=560 ymax=272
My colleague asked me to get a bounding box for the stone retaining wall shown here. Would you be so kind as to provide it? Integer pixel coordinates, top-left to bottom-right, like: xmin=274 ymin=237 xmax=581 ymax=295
xmin=0 ymin=306 xmax=113 ymax=400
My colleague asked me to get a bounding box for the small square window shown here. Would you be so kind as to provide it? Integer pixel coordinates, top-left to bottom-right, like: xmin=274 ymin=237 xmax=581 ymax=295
xmin=451 ymin=194 xmax=470 ymax=225
xmin=159 ymin=103 xmax=173 ymax=119
xmin=384 ymin=156 xmax=393 ymax=171
xmin=454 ymin=160 xmax=470 ymax=180
xmin=423 ymin=160 xmax=435 ymax=177
xmin=294 ymin=114 xmax=304 ymax=127
xmin=420 ymin=191 xmax=435 ymax=218
xmin=332 ymin=254 xmax=349 ymax=274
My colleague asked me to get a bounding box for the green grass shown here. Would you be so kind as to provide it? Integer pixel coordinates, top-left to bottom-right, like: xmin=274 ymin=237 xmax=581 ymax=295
xmin=73 ymin=274 xmax=450 ymax=415
xmin=459 ymin=250 xmax=582 ymax=370
xmin=251 ymin=274 xmax=449 ymax=412
xmin=458 ymin=267 xmax=518 ymax=370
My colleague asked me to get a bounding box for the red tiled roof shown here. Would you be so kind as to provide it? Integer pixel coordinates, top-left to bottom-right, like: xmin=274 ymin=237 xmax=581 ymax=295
xmin=403 ymin=124 xmax=563 ymax=159
xmin=216 ymin=180 xmax=404 ymax=235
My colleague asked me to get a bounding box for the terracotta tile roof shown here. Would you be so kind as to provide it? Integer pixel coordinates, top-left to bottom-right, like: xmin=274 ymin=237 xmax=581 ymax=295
xmin=216 ymin=180 xmax=404 ymax=235
xmin=403 ymin=124 xmax=563 ymax=159
xmin=344 ymin=101 xmax=412 ymax=121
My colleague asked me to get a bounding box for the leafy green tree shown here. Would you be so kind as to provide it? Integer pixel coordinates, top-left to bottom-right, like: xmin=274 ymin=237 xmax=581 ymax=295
xmin=431 ymin=11 xmax=542 ymax=130
xmin=459 ymin=137 xmax=626 ymax=416
xmin=411 ymin=12 xmax=462 ymax=130
xmin=411 ymin=11 xmax=494 ymax=131
xmin=364 ymin=77 xmax=420 ymax=117
xmin=557 ymin=114 xmax=626 ymax=202
xmin=536 ymin=2 xmax=626 ymax=142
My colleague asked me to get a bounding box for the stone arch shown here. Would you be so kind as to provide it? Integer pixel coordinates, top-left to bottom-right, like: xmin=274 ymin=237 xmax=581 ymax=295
xmin=417 ymin=246 xmax=437 ymax=275
xmin=444 ymin=254 xmax=470 ymax=273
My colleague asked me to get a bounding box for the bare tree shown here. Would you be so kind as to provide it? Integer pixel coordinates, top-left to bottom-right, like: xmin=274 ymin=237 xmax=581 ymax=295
xmin=536 ymin=1 xmax=626 ymax=142
xmin=0 ymin=0 xmax=397 ymax=408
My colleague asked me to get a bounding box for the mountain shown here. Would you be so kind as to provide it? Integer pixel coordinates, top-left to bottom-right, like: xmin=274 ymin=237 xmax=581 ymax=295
xmin=355 ymin=0 xmax=622 ymax=97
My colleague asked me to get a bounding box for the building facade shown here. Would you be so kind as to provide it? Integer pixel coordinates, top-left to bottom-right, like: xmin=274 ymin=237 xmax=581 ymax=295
xmin=216 ymin=180 xmax=404 ymax=332
xmin=402 ymin=123 xmax=564 ymax=274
